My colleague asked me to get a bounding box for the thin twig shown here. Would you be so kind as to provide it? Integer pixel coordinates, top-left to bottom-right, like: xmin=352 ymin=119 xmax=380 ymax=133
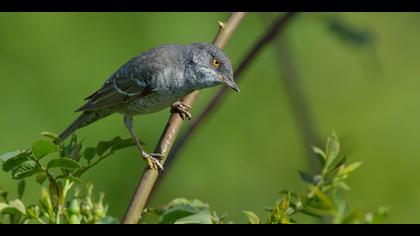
xmin=162 ymin=12 xmax=297 ymax=174
xmin=121 ymin=12 xmax=246 ymax=224
xmin=74 ymin=151 xmax=113 ymax=177
xmin=32 ymin=156 xmax=61 ymax=201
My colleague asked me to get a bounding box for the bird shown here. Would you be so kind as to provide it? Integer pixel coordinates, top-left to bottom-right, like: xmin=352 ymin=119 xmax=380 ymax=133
xmin=58 ymin=42 xmax=239 ymax=171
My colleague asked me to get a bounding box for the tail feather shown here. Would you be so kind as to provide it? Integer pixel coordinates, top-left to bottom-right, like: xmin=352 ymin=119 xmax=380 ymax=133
xmin=58 ymin=110 xmax=113 ymax=142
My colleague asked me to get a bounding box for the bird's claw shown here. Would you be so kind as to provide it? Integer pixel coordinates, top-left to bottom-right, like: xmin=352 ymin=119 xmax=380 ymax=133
xmin=143 ymin=153 xmax=164 ymax=172
xmin=171 ymin=102 xmax=192 ymax=120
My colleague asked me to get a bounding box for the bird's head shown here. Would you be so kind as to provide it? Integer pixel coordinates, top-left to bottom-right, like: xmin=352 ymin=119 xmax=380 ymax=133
xmin=188 ymin=43 xmax=239 ymax=92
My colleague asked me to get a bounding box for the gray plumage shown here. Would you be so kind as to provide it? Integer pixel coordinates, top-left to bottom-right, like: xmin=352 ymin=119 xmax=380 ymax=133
xmin=59 ymin=43 xmax=238 ymax=142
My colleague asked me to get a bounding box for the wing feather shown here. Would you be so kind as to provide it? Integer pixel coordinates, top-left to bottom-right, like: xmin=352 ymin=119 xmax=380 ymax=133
xmin=76 ymin=53 xmax=163 ymax=112
xmin=75 ymin=45 xmax=178 ymax=112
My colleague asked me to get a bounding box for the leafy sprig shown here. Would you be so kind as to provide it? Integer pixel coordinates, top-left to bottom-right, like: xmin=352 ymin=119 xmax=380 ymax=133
xmin=145 ymin=132 xmax=388 ymax=224
xmin=0 ymin=131 xmax=388 ymax=224
xmin=0 ymin=132 xmax=134 ymax=224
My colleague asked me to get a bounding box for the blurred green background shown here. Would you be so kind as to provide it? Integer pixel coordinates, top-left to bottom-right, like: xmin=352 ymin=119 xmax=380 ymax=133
xmin=0 ymin=12 xmax=419 ymax=223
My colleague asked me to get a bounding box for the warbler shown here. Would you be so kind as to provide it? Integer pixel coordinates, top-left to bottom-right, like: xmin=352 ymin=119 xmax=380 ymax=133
xmin=58 ymin=42 xmax=239 ymax=171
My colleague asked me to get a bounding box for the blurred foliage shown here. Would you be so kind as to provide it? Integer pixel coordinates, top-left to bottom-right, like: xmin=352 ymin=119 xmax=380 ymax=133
xmin=0 ymin=132 xmax=130 ymax=224
xmin=321 ymin=15 xmax=374 ymax=47
xmin=145 ymin=132 xmax=387 ymax=224
xmin=0 ymin=12 xmax=419 ymax=223
xmin=0 ymin=181 xmax=116 ymax=224
xmin=145 ymin=198 xmax=225 ymax=224
xmin=0 ymin=131 xmax=386 ymax=224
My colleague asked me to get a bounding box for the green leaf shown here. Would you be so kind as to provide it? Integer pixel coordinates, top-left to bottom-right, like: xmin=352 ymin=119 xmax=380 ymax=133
xmin=325 ymin=131 xmax=340 ymax=168
xmin=0 ymin=202 xmax=8 ymax=212
xmin=110 ymin=138 xmax=135 ymax=152
xmin=96 ymin=137 xmax=122 ymax=156
xmin=243 ymin=211 xmax=260 ymax=224
xmin=336 ymin=181 xmax=351 ymax=191
xmin=9 ymin=199 xmax=26 ymax=214
xmin=298 ymin=171 xmax=315 ymax=184
xmin=1 ymin=206 xmax=23 ymax=216
xmin=47 ymin=158 xmax=81 ymax=170
xmin=1 ymin=199 xmax=26 ymax=216
xmin=154 ymin=198 xmax=212 ymax=224
xmin=62 ymin=135 xmax=79 ymax=158
xmin=12 ymin=160 xmax=42 ymax=179
xmin=325 ymin=16 xmax=373 ymax=47
xmin=41 ymin=131 xmax=60 ymax=141
xmin=0 ymin=150 xmax=24 ymax=163
xmin=96 ymin=136 xmax=138 ymax=157
xmin=17 ymin=180 xmax=25 ymax=199
xmin=2 ymin=151 xmax=31 ymax=172
xmin=302 ymin=206 xmax=335 ymax=218
xmin=332 ymin=156 xmax=347 ymax=171
xmin=15 ymin=168 xmax=42 ymax=179
xmin=312 ymin=146 xmax=326 ymax=166
xmin=68 ymin=142 xmax=82 ymax=161
xmin=32 ymin=140 xmax=58 ymax=159
xmin=83 ymin=147 xmax=96 ymax=162
xmin=173 ymin=210 xmax=212 ymax=224
xmin=159 ymin=208 xmax=196 ymax=224
xmin=338 ymin=161 xmax=362 ymax=177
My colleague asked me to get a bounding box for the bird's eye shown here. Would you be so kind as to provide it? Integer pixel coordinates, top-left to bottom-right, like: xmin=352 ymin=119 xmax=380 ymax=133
xmin=212 ymin=58 xmax=221 ymax=68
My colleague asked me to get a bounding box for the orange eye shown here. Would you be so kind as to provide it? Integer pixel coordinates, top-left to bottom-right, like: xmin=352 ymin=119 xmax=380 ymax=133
xmin=212 ymin=58 xmax=221 ymax=68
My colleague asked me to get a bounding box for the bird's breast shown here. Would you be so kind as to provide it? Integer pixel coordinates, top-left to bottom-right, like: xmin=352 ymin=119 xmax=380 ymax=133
xmin=120 ymin=67 xmax=195 ymax=115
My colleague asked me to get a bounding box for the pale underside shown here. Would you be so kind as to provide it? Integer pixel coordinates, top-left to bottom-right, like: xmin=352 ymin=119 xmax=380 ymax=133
xmin=117 ymin=91 xmax=185 ymax=115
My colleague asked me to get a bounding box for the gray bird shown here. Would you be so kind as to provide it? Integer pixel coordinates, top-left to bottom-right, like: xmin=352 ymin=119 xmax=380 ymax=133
xmin=58 ymin=42 xmax=239 ymax=171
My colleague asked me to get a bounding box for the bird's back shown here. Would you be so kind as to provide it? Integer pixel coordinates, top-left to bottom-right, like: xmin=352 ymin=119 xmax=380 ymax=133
xmin=78 ymin=44 xmax=192 ymax=113
xmin=115 ymin=45 xmax=196 ymax=115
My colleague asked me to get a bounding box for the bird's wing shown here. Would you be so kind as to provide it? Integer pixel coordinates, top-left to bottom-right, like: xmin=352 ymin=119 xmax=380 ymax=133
xmin=76 ymin=54 xmax=164 ymax=112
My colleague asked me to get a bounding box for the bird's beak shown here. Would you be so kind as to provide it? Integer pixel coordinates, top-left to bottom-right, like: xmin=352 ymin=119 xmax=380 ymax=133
xmin=221 ymin=75 xmax=240 ymax=92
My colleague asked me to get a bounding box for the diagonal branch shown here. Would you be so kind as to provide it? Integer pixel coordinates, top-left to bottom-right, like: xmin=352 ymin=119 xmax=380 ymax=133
xmin=272 ymin=36 xmax=322 ymax=172
xmin=162 ymin=12 xmax=297 ymax=174
xmin=121 ymin=12 xmax=246 ymax=224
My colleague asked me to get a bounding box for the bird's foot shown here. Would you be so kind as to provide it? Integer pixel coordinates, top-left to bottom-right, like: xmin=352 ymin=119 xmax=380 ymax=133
xmin=142 ymin=151 xmax=164 ymax=171
xmin=171 ymin=101 xmax=192 ymax=120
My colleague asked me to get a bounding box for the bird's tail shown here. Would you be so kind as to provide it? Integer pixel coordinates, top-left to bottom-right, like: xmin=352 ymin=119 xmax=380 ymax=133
xmin=58 ymin=110 xmax=113 ymax=143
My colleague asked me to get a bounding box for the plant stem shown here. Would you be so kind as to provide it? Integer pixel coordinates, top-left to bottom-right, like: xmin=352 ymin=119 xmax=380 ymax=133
xmin=32 ymin=156 xmax=61 ymax=201
xmin=55 ymin=179 xmax=73 ymax=224
xmin=121 ymin=12 xmax=246 ymax=224
xmin=34 ymin=217 xmax=46 ymax=224
xmin=74 ymin=152 xmax=113 ymax=177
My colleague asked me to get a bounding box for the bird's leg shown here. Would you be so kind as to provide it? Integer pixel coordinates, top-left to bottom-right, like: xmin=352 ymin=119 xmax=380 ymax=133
xmin=124 ymin=115 xmax=164 ymax=171
xmin=171 ymin=101 xmax=192 ymax=120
